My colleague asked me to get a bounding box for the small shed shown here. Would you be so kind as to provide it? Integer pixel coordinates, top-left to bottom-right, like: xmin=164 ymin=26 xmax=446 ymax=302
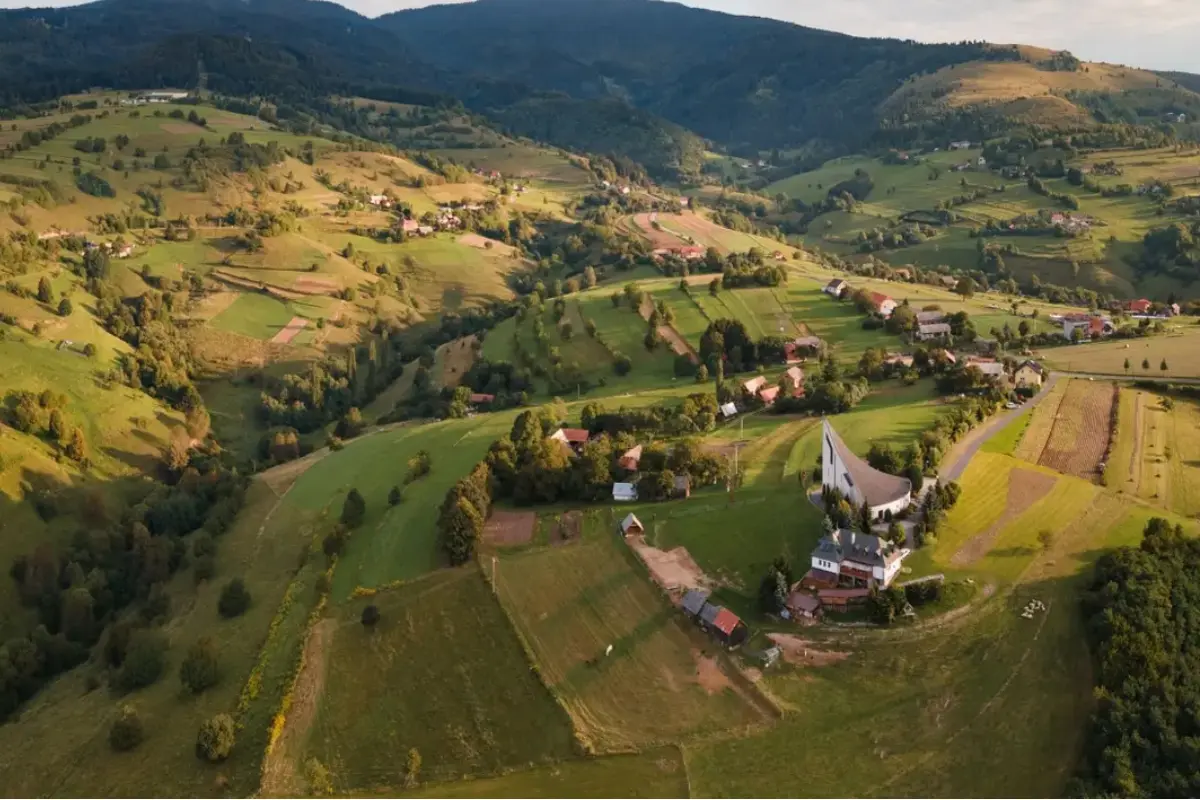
xmin=619 ymin=513 xmax=644 ymax=536
xmin=673 ymin=474 xmax=691 ymax=499
xmin=613 ymin=483 xmax=638 ymax=503
xmin=710 ymin=607 xmax=748 ymax=647
xmin=680 ymin=588 xmax=710 ymax=617
xmin=720 ymin=402 xmax=738 ymax=419
xmin=786 ymin=591 xmax=822 ymax=619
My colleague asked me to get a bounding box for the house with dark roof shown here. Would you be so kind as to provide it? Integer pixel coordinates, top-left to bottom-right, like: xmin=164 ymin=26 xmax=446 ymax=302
xmin=680 ymin=588 xmax=711 ymax=617
xmin=916 ymin=310 xmax=946 ymax=325
xmin=821 ymin=419 xmax=912 ymax=520
xmin=917 ymin=322 xmax=952 ymax=341
xmin=786 ymin=591 xmax=822 ymax=619
xmin=810 ymin=528 xmax=910 ymax=589
xmin=673 ymin=474 xmax=691 ymax=499
xmin=824 ymin=278 xmax=849 ymax=298
xmin=1014 ymin=361 xmax=1046 ymax=389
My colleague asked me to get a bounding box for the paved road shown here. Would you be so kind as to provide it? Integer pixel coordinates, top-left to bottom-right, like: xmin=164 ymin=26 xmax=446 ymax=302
xmin=940 ymin=373 xmax=1062 ymax=482
xmin=1053 ymin=371 xmax=1200 ymax=385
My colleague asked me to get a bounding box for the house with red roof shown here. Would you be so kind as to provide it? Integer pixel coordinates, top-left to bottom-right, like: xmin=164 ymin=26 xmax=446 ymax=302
xmin=468 ymin=392 xmax=495 ymax=406
xmin=549 ymin=427 xmax=591 ymax=454
xmin=759 ymin=386 xmax=781 ymax=406
xmin=784 ymin=366 xmax=805 ymax=397
xmin=1123 ymin=298 xmax=1153 ymax=314
xmin=869 ymin=292 xmax=897 ymax=317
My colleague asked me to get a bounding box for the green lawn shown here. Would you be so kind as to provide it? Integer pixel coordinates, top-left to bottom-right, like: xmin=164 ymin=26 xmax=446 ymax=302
xmin=208 ymin=291 xmax=319 ymax=341
xmin=308 ymin=569 xmax=576 ymax=792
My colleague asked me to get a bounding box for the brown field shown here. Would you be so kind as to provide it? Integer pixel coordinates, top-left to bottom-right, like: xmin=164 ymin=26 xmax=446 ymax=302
xmin=628 ymin=536 xmax=709 ymax=593
xmin=458 ymin=232 xmax=515 ymax=255
xmin=159 ymin=122 xmax=198 ymax=134
xmin=1037 ymin=380 xmax=1116 ymax=480
xmin=950 ymin=468 xmax=1058 ymax=566
xmin=292 ymin=276 xmax=340 ymax=294
xmin=1039 ymin=329 xmax=1200 ymax=379
xmin=269 ymin=316 xmax=309 ymax=345
xmin=483 ymin=510 xmax=537 ymax=547
xmin=1014 ymin=379 xmax=1069 ymax=463
xmin=631 ymin=213 xmax=686 ymax=249
xmin=437 ymin=335 xmax=477 ymax=388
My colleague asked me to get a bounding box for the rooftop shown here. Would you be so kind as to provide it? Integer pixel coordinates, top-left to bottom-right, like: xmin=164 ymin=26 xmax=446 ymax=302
xmin=823 ymin=419 xmax=912 ymax=509
xmin=813 ymin=528 xmax=906 ymax=569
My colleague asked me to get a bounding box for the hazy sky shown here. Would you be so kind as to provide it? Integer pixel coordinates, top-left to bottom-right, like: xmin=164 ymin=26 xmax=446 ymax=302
xmin=4 ymin=0 xmax=1198 ymax=72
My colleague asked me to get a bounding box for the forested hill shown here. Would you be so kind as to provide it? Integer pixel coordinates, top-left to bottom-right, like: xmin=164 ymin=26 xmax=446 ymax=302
xmin=378 ymin=0 xmax=998 ymax=154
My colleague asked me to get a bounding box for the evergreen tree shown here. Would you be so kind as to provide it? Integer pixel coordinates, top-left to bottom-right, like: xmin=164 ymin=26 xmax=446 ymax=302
xmin=341 ymin=488 xmax=366 ymax=528
xmin=37 ymin=277 xmax=53 ymax=304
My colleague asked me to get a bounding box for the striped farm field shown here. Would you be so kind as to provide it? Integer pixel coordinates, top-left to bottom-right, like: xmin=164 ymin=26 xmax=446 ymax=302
xmin=1035 ymin=379 xmax=1116 ymax=481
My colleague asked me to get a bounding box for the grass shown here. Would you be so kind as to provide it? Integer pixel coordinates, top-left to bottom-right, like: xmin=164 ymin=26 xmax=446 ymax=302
xmin=1039 ymin=326 xmax=1200 ymax=378
xmin=306 ymin=569 xmax=576 ymax=793
xmin=0 ymin=472 xmax=323 ymax=797
xmin=207 ymin=292 xmax=320 ymax=341
xmin=983 ymin=408 xmax=1034 ymax=456
xmin=1110 ymin=389 xmax=1200 ymax=518
xmin=272 ymin=414 xmax=517 ymax=601
xmin=492 ymin=517 xmax=764 ymax=752
xmin=404 ymin=748 xmax=689 ymax=798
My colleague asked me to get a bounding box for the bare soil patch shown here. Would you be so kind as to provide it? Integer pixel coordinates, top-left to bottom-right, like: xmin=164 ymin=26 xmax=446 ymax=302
xmin=259 ymin=618 xmax=337 ymax=798
xmin=269 ymin=316 xmax=308 ymax=345
xmin=438 ymin=335 xmax=477 ymax=388
xmin=1038 ymin=380 xmax=1115 ymax=480
xmin=292 ymin=276 xmax=339 ymax=294
xmin=483 ymin=510 xmax=537 ymax=547
xmin=694 ymin=650 xmax=734 ymax=694
xmin=629 ymin=536 xmax=709 ymax=593
xmin=767 ymin=633 xmax=851 ymax=667
xmin=159 ymin=122 xmax=197 ymax=135
xmin=950 ymin=469 xmax=1058 ymax=566
xmin=631 ymin=213 xmax=688 ymax=249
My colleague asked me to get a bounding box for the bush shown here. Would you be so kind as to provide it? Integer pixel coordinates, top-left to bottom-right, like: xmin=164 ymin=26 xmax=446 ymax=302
xmin=340 ymin=488 xmax=366 ymax=527
xmin=115 ymin=629 xmax=168 ymax=692
xmin=217 ymin=578 xmax=251 ymax=619
xmin=179 ymin=637 xmax=221 ymax=694
xmin=361 ymin=604 xmax=381 ymax=629
xmin=196 ymin=713 xmax=236 ymax=762
xmin=109 ymin=705 xmax=144 ymax=752
xmin=193 ymin=555 xmax=216 ymax=583
xmin=388 ymin=486 xmax=403 ymax=506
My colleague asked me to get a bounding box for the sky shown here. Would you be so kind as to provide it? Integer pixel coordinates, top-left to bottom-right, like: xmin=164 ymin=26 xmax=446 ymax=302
xmin=3 ymin=0 xmax=1197 ymax=72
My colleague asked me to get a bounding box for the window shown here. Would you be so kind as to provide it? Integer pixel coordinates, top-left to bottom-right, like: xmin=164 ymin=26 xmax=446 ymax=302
xmin=843 ymin=472 xmax=854 ymax=488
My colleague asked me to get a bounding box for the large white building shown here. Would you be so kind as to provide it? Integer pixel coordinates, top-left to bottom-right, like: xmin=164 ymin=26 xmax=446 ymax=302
xmin=810 ymin=528 xmax=909 ymax=589
xmin=821 ymin=419 xmax=912 ymax=520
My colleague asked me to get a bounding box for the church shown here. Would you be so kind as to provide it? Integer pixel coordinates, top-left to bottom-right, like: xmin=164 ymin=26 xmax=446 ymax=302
xmin=821 ymin=419 xmax=913 ymax=520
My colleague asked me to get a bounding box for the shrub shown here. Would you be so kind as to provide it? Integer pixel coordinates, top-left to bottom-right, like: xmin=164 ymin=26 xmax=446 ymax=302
xmin=109 ymin=705 xmax=144 ymax=752
xmin=180 ymin=637 xmax=221 ymax=694
xmin=388 ymin=486 xmax=403 ymax=506
xmin=217 ymin=578 xmax=251 ymax=618
xmin=196 ymin=713 xmax=236 ymax=762
xmin=340 ymin=489 xmax=366 ymax=528
xmin=361 ymin=604 xmax=381 ymax=629
xmin=115 ymin=629 xmax=168 ymax=692
xmin=193 ymin=555 xmax=216 ymax=583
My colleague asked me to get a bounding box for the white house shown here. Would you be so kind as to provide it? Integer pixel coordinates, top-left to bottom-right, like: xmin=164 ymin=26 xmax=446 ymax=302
xmin=369 ymin=194 xmax=391 ymax=208
xmin=810 ymin=529 xmax=909 ymax=589
xmin=824 ymin=278 xmax=849 ymax=298
xmin=613 ymin=483 xmax=638 ymax=502
xmin=821 ymin=419 xmax=912 ymax=520
xmin=949 ymin=140 xmax=972 ymax=150
xmin=719 ymin=402 xmax=739 ymax=419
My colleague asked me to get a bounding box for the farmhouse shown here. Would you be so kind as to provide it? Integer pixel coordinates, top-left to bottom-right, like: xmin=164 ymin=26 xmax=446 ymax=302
xmin=619 ymin=512 xmax=644 ymax=535
xmin=784 ymin=366 xmax=805 ymax=397
xmin=369 ymin=194 xmax=392 ymax=208
xmin=915 ymin=310 xmax=946 ymax=325
xmin=1123 ymin=298 xmax=1153 ymax=315
xmin=613 ymin=483 xmax=639 ymax=503
xmin=1014 ymin=361 xmax=1046 ymax=389
xmin=550 ymin=428 xmax=591 ymax=454
xmin=824 ymin=278 xmax=850 ymax=298
xmin=969 ymin=360 xmax=1007 ymax=383
xmin=467 ymin=392 xmax=495 ymax=406
xmin=949 ymin=140 xmax=972 ymax=150
xmin=1062 ymin=314 xmax=1114 ymax=340
xmin=401 ymin=218 xmax=419 ymax=233
xmin=916 ymin=322 xmax=952 ymax=341
xmin=809 ymin=528 xmax=910 ymax=590
xmin=868 ymin=292 xmax=897 ymax=318
xmin=785 ymin=337 xmax=822 ymax=363
xmin=743 ymin=376 xmax=768 ymax=395
xmin=821 ymin=419 xmax=912 ymax=520
xmin=653 ymin=246 xmax=705 ymax=261
xmin=883 ymin=353 xmax=914 ymax=369
xmin=759 ymin=386 xmax=781 ymax=406
xmin=618 ymin=445 xmax=643 ymax=472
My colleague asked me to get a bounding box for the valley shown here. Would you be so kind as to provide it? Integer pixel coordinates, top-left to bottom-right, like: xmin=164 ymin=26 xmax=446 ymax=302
xmin=0 ymin=1 xmax=1198 ymax=797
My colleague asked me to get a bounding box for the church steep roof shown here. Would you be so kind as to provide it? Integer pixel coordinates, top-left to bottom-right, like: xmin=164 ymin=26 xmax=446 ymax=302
xmin=823 ymin=419 xmax=912 ymax=508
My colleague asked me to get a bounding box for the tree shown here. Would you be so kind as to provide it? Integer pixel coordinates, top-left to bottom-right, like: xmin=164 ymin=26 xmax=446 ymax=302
xmin=695 ymin=363 xmax=709 ymax=382
xmin=65 ymin=427 xmax=87 ymax=462
xmin=217 ymin=578 xmax=251 ymax=619
xmin=180 ymin=637 xmax=221 ymax=694
xmin=1142 ymin=358 xmax=1151 ymax=371
xmin=439 ymin=496 xmax=483 ymax=565
xmin=1037 ymin=530 xmax=1055 ymax=551
xmin=116 ymin=629 xmax=168 ymax=692
xmin=185 ymin=406 xmax=211 ymax=441
xmin=955 ymin=277 xmax=976 ymax=298
xmin=1124 ymin=358 xmax=1131 ymax=375
xmin=196 ymin=714 xmax=236 ymax=762
xmin=886 ymin=522 xmax=906 ymax=546
xmin=340 ymin=488 xmax=366 ymax=528
xmin=57 ymin=297 xmax=73 ymax=316
xmin=1017 ymin=320 xmax=1030 ymax=338
xmin=109 ymin=705 xmax=144 ymax=752
xmin=361 ymin=604 xmax=381 ymax=629
xmin=37 ymin=277 xmax=53 ymax=304
xmin=708 ymin=278 xmax=720 ymax=297
xmin=583 ymin=265 xmax=598 ymax=289
xmin=404 ymin=747 xmax=422 ymax=788
xmin=48 ymin=408 xmax=68 ymax=442
xmin=1161 ymin=359 xmax=1169 ymax=374
xmin=388 ymin=485 xmax=403 ymax=506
